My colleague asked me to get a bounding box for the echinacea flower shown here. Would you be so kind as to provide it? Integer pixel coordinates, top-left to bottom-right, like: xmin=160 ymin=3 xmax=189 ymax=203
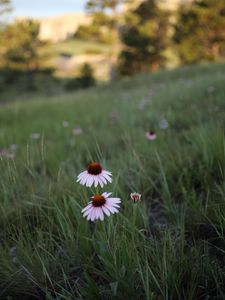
xmin=130 ymin=192 xmax=141 ymax=203
xmin=73 ymin=127 xmax=83 ymax=135
xmin=207 ymin=86 xmax=215 ymax=94
xmin=82 ymin=192 xmax=121 ymax=221
xmin=159 ymin=119 xmax=169 ymax=130
xmin=0 ymin=149 xmax=6 ymax=157
xmin=5 ymin=150 xmax=15 ymax=159
xmin=145 ymin=131 xmax=157 ymax=141
xmin=109 ymin=111 xmax=120 ymax=124
xmin=138 ymin=98 xmax=148 ymax=110
xmin=77 ymin=162 xmax=112 ymax=187
xmin=9 ymin=144 xmax=17 ymax=150
xmin=62 ymin=120 xmax=69 ymax=127
xmin=31 ymin=133 xmax=40 ymax=140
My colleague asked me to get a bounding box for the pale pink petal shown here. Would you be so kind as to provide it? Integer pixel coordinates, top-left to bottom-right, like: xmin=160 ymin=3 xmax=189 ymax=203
xmin=104 ymin=204 xmax=117 ymax=214
xmin=110 ymin=207 xmax=119 ymax=214
xmin=104 ymin=170 xmax=112 ymax=176
xmin=87 ymin=208 xmax=93 ymax=221
xmin=77 ymin=173 xmax=88 ymax=183
xmin=78 ymin=176 xmax=85 ymax=184
xmin=77 ymin=171 xmax=88 ymax=179
xmin=99 ymin=174 xmax=107 ymax=184
xmin=102 ymin=192 xmax=112 ymax=198
xmin=98 ymin=177 xmax=104 ymax=188
xmin=94 ymin=176 xmax=99 ymax=187
xmin=76 ymin=177 xmax=81 ymax=183
xmin=102 ymin=172 xmax=112 ymax=183
xmin=107 ymin=198 xmax=121 ymax=204
xmin=111 ymin=204 xmax=120 ymax=209
xmin=78 ymin=179 xmax=84 ymax=185
xmin=102 ymin=205 xmax=111 ymax=216
xmin=99 ymin=209 xmax=104 ymax=221
xmin=80 ymin=174 xmax=89 ymax=185
xmin=83 ymin=207 xmax=93 ymax=217
xmin=81 ymin=203 xmax=92 ymax=213
xmin=91 ymin=207 xmax=97 ymax=221
xmin=94 ymin=208 xmax=101 ymax=220
xmin=85 ymin=175 xmax=90 ymax=186
xmin=107 ymin=201 xmax=120 ymax=210
xmin=87 ymin=175 xmax=94 ymax=187
xmin=85 ymin=175 xmax=91 ymax=187
xmin=86 ymin=207 xmax=94 ymax=221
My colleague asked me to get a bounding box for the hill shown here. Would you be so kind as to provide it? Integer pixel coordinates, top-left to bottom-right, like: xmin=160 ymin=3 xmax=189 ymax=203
xmin=40 ymin=38 xmax=112 ymax=79
xmin=0 ymin=63 xmax=225 ymax=298
xmin=38 ymin=13 xmax=91 ymax=42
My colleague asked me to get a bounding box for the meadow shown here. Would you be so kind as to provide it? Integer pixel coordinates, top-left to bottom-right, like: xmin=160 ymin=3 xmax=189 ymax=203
xmin=0 ymin=63 xmax=225 ymax=299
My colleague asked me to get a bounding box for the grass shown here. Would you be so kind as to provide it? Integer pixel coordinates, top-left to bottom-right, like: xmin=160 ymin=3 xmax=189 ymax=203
xmin=38 ymin=38 xmax=112 ymax=80
xmin=40 ymin=39 xmax=111 ymax=60
xmin=0 ymin=62 xmax=225 ymax=299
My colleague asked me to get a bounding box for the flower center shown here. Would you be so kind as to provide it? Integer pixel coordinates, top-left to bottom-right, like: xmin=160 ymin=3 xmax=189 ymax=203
xmin=87 ymin=162 xmax=102 ymax=175
xmin=92 ymin=195 xmax=106 ymax=207
xmin=150 ymin=131 xmax=155 ymax=135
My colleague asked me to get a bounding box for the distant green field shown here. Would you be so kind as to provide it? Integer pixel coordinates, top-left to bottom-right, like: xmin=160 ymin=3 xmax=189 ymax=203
xmin=41 ymin=38 xmax=112 ymax=58
xmin=39 ymin=38 xmax=112 ymax=79
xmin=0 ymin=63 xmax=225 ymax=299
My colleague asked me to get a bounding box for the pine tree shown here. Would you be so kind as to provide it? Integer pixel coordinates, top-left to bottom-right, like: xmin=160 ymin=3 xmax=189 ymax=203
xmin=174 ymin=0 xmax=225 ymax=64
xmin=0 ymin=0 xmax=11 ymax=16
xmin=0 ymin=0 xmax=11 ymax=27
xmin=118 ymin=0 xmax=169 ymax=76
xmin=0 ymin=19 xmax=44 ymax=89
xmin=0 ymin=19 xmax=40 ymax=71
xmin=86 ymin=0 xmax=131 ymax=80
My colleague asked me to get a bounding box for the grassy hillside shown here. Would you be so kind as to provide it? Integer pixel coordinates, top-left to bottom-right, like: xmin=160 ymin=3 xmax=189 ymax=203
xmin=0 ymin=63 xmax=225 ymax=299
xmin=39 ymin=39 xmax=112 ymax=79
xmin=41 ymin=39 xmax=111 ymax=58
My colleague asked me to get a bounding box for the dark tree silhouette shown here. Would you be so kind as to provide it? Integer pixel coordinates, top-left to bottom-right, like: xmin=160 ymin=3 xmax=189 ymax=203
xmin=174 ymin=0 xmax=225 ymax=64
xmin=118 ymin=0 xmax=169 ymax=76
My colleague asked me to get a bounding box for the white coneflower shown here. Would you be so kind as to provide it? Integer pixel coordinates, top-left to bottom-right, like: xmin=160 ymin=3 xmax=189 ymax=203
xmin=130 ymin=192 xmax=141 ymax=203
xmin=109 ymin=111 xmax=119 ymax=124
xmin=82 ymin=192 xmax=121 ymax=221
xmin=77 ymin=162 xmax=112 ymax=188
xmin=0 ymin=149 xmax=6 ymax=157
xmin=207 ymin=86 xmax=215 ymax=94
xmin=72 ymin=127 xmax=83 ymax=135
xmin=145 ymin=131 xmax=157 ymax=141
xmin=9 ymin=144 xmax=17 ymax=150
xmin=31 ymin=133 xmax=40 ymax=140
xmin=138 ymin=98 xmax=148 ymax=110
xmin=5 ymin=150 xmax=14 ymax=159
xmin=62 ymin=120 xmax=69 ymax=127
xmin=159 ymin=119 xmax=169 ymax=130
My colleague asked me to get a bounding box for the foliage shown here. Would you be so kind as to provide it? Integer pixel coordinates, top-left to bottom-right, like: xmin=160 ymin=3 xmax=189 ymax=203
xmin=173 ymin=0 xmax=225 ymax=64
xmin=75 ymin=12 xmax=114 ymax=44
xmin=79 ymin=63 xmax=96 ymax=87
xmin=0 ymin=0 xmax=11 ymax=29
xmin=0 ymin=0 xmax=11 ymax=17
xmin=76 ymin=1 xmax=128 ymax=44
xmin=118 ymin=0 xmax=169 ymax=76
xmin=0 ymin=19 xmax=54 ymax=90
xmin=66 ymin=63 xmax=95 ymax=90
xmin=86 ymin=0 xmax=126 ymax=12
xmin=0 ymin=63 xmax=225 ymax=298
xmin=0 ymin=19 xmax=40 ymax=71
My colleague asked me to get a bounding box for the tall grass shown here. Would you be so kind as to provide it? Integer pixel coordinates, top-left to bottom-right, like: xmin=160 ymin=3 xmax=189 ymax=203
xmin=0 ymin=63 xmax=225 ymax=299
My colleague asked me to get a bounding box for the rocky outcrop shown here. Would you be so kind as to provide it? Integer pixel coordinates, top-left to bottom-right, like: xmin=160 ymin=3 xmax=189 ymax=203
xmin=38 ymin=13 xmax=91 ymax=42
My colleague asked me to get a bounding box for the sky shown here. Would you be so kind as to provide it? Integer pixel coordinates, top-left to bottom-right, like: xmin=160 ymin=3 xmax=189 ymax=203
xmin=12 ymin=0 xmax=86 ymax=18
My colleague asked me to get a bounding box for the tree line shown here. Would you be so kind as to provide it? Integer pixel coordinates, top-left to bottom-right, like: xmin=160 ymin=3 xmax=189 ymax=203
xmin=0 ymin=0 xmax=224 ymax=91
xmin=84 ymin=0 xmax=225 ymax=76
